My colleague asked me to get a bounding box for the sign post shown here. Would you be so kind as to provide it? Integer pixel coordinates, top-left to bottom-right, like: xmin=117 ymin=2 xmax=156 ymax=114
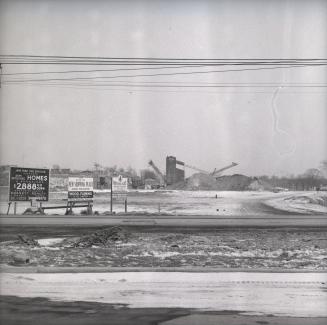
xmin=111 ymin=175 xmax=128 ymax=214
xmin=9 ymin=167 xmax=50 ymax=214
xmin=110 ymin=177 xmax=113 ymax=213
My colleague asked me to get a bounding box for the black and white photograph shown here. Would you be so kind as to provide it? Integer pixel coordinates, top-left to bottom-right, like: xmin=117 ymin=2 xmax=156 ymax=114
xmin=0 ymin=0 xmax=327 ymax=324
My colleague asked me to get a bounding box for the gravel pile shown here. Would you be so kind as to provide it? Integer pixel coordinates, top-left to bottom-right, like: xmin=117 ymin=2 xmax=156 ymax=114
xmin=170 ymin=173 xmax=254 ymax=190
xmin=73 ymin=227 xmax=130 ymax=247
xmin=16 ymin=235 xmax=40 ymax=247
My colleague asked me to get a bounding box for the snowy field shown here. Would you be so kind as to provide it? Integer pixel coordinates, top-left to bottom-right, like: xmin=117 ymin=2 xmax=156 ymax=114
xmin=265 ymin=192 xmax=327 ymax=215
xmin=1 ymin=272 xmax=326 ymax=317
xmin=1 ymin=187 xmax=326 ymax=215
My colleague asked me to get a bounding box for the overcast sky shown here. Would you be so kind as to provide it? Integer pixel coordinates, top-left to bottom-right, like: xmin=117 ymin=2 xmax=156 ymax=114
xmin=0 ymin=0 xmax=326 ymax=176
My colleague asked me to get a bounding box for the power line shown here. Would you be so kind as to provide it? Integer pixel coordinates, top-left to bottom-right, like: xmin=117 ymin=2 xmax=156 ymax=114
xmin=1 ymin=54 xmax=327 ymax=60
xmin=3 ymin=64 xmax=326 ymax=84
xmin=2 ymin=61 xmax=326 ymax=66
xmin=4 ymin=82 xmax=326 ymax=95
xmin=1 ymin=55 xmax=326 ymax=66
xmin=2 ymin=63 xmax=323 ymax=76
xmin=4 ymin=80 xmax=327 ymax=88
xmin=2 ymin=56 xmax=326 ymax=93
xmin=2 ymin=63 xmax=327 ymax=77
xmin=1 ymin=65 xmax=216 ymax=76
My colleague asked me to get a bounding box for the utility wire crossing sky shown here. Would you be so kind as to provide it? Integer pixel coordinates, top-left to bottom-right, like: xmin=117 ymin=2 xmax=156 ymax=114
xmin=0 ymin=0 xmax=326 ymax=176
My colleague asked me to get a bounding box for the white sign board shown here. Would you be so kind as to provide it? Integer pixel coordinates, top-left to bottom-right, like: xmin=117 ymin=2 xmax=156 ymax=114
xmin=68 ymin=177 xmax=93 ymax=191
xmin=112 ymin=175 xmax=128 ymax=192
xmin=68 ymin=177 xmax=94 ymax=201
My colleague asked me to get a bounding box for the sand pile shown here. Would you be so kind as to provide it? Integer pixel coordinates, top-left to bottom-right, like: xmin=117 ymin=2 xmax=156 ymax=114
xmin=73 ymin=226 xmax=130 ymax=247
xmin=215 ymin=174 xmax=254 ymax=190
xmin=170 ymin=173 xmax=254 ymax=191
xmin=248 ymin=178 xmax=273 ymax=191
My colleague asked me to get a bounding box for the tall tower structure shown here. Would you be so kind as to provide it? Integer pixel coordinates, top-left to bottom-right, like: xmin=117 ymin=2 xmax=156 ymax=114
xmin=166 ymin=156 xmax=185 ymax=185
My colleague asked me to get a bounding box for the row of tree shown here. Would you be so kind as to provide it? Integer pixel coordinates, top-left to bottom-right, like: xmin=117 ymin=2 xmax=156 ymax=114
xmin=258 ymin=160 xmax=327 ymax=191
xmin=51 ymin=160 xmax=327 ymax=191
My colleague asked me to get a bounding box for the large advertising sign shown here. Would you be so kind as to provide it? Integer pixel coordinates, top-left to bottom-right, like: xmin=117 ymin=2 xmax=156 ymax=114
xmin=68 ymin=177 xmax=93 ymax=201
xmin=9 ymin=167 xmax=49 ymax=201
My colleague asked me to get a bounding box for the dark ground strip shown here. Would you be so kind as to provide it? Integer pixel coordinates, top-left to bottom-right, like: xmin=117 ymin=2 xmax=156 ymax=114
xmin=0 ymin=296 xmax=326 ymax=325
xmin=0 ymin=295 xmax=189 ymax=325
xmin=1 ymin=225 xmax=327 ymax=242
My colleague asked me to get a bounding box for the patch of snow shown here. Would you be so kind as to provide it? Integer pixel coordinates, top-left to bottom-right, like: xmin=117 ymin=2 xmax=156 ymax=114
xmin=37 ymin=238 xmax=66 ymax=247
xmin=1 ymin=272 xmax=327 ymax=317
xmin=151 ymin=251 xmax=181 ymax=259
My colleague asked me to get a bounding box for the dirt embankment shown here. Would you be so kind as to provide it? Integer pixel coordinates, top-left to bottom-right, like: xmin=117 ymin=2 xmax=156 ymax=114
xmin=1 ymin=227 xmax=326 ymax=269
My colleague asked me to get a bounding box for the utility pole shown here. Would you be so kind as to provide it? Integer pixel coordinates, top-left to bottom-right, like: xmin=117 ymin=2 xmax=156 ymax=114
xmin=110 ymin=176 xmax=113 ymax=214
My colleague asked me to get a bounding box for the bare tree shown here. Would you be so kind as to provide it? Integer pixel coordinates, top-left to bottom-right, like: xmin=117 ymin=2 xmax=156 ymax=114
xmin=319 ymin=160 xmax=327 ymax=178
xmin=302 ymin=168 xmax=324 ymax=190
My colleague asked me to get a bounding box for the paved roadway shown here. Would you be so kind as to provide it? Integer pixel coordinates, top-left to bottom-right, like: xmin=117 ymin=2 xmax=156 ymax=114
xmin=1 ymin=214 xmax=327 ymax=227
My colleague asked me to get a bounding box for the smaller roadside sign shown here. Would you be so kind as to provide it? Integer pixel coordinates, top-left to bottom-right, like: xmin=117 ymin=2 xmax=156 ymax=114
xmin=9 ymin=167 xmax=49 ymax=201
xmin=68 ymin=191 xmax=93 ymax=200
xmin=68 ymin=177 xmax=93 ymax=201
xmin=112 ymin=175 xmax=128 ymax=193
xmin=112 ymin=175 xmax=128 ymax=202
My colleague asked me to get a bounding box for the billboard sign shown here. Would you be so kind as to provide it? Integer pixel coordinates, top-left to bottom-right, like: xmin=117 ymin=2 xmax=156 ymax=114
xmin=9 ymin=167 xmax=49 ymax=201
xmin=68 ymin=177 xmax=93 ymax=201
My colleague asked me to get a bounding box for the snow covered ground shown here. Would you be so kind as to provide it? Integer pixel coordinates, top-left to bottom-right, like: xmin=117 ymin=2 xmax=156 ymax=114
xmin=265 ymin=192 xmax=327 ymax=214
xmin=1 ymin=188 xmax=326 ymax=215
xmin=1 ymin=272 xmax=326 ymax=317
